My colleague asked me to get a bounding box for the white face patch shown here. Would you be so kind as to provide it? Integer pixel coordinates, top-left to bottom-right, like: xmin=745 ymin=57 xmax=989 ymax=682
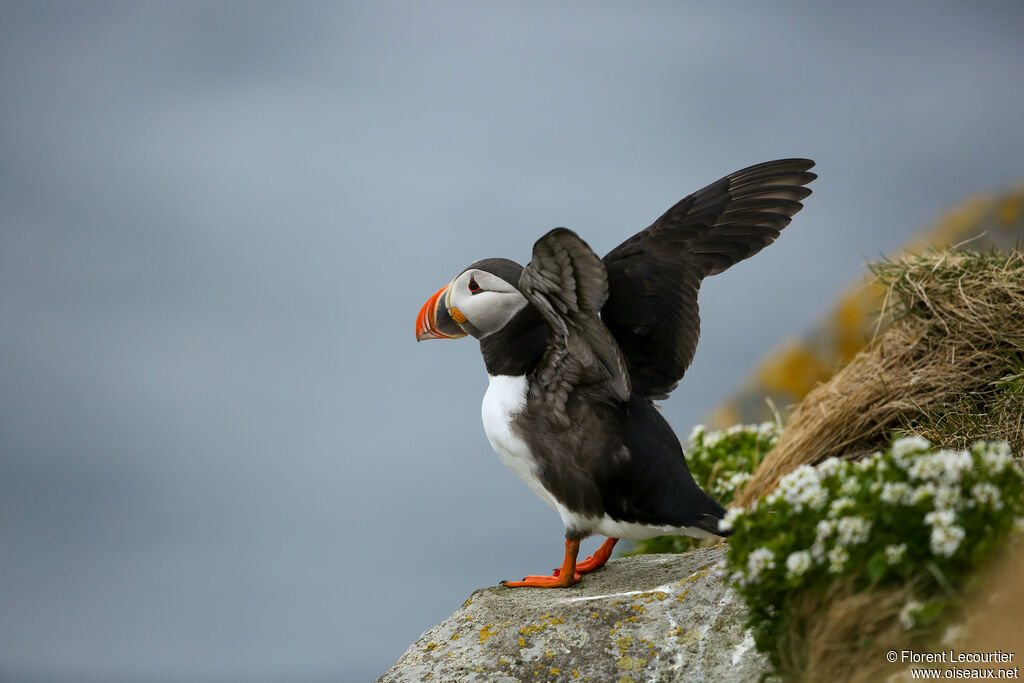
xmin=447 ymin=269 xmax=529 ymax=338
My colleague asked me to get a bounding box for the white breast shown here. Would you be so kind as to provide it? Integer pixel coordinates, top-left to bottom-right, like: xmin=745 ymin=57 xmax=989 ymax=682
xmin=481 ymin=375 xmax=564 ymax=514
xmin=480 ymin=375 xmax=721 ymax=542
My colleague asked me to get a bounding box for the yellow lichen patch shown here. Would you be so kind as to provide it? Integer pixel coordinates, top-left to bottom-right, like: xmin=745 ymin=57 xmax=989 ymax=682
xmin=540 ymin=613 xmax=551 ymax=619
xmin=462 ymin=596 xmax=473 ymax=607
xmin=616 ymin=635 xmax=632 ymax=653
xmin=519 ymin=614 xmax=561 ymax=637
xmin=674 ymin=567 xmax=711 ymax=586
xmin=590 ymin=612 xmax=601 ymax=619
xmin=450 ymin=633 xmax=460 ymax=641
xmin=518 ymin=637 xmax=526 ymax=647
xmin=475 ymin=667 xmax=483 ymax=673
xmin=668 ymin=625 xmax=683 ymax=638
xmin=573 ymin=670 xmax=580 ymax=678
xmin=616 ymin=677 xmax=634 ymax=683
xmin=617 ymin=655 xmax=647 ymax=670
xmin=550 ymin=668 xmax=561 ymax=676
xmin=544 ymin=651 xmax=554 ymax=659
xmin=425 ymin=642 xmax=438 ymax=651
xmin=478 ymin=623 xmax=499 ymax=644
xmin=630 ymin=604 xmax=645 ymax=614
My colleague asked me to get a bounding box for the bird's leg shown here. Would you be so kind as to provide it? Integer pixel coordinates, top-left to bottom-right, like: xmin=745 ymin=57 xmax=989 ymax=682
xmin=572 ymin=537 xmax=618 ymax=574
xmin=554 ymin=537 xmax=618 ymax=576
xmin=501 ymin=538 xmax=581 ymax=588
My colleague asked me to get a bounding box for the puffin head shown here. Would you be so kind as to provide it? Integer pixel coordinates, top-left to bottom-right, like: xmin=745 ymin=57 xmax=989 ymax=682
xmin=415 ymin=258 xmax=529 ymax=341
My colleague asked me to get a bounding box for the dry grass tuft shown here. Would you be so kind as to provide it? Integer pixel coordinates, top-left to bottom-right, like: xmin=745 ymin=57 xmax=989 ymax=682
xmin=789 ymin=541 xmax=1024 ymax=682
xmin=774 ymin=577 xmax=923 ymax=682
xmin=736 ymin=249 xmax=1024 ymax=508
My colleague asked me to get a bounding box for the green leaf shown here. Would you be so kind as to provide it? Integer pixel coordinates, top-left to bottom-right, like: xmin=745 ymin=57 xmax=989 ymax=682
xmin=866 ymin=552 xmax=887 ymax=582
xmin=915 ymin=601 xmax=945 ymax=626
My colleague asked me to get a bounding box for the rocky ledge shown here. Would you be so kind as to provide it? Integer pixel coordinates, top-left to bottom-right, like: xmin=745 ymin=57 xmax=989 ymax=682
xmin=378 ymin=546 xmax=768 ymax=682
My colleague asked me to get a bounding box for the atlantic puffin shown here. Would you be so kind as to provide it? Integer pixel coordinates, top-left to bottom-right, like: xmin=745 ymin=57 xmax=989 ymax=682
xmin=415 ymin=159 xmax=815 ymax=587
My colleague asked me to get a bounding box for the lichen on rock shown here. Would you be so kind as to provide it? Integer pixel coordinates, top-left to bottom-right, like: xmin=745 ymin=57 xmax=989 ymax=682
xmin=378 ymin=546 xmax=768 ymax=682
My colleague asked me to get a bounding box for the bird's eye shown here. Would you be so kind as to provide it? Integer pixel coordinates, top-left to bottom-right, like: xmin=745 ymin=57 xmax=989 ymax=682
xmin=468 ymin=278 xmax=481 ymax=294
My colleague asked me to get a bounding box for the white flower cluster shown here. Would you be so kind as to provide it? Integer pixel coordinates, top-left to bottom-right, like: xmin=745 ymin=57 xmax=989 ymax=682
xmin=924 ymin=508 xmax=966 ymax=557
xmin=907 ymin=448 xmax=973 ymax=483
xmin=757 ymin=421 xmax=781 ymax=441
xmin=719 ymin=506 xmax=744 ymax=533
xmin=816 ymin=457 xmax=849 ymax=479
xmin=892 ymin=435 xmax=931 ymax=460
xmin=811 ymin=519 xmax=833 ymax=562
xmin=839 ymin=476 xmax=861 ymax=496
xmin=827 ymin=546 xmax=849 ymax=573
xmin=828 ymin=497 xmax=855 ymax=517
xmin=836 ymin=516 xmax=872 ymax=546
xmin=746 ymin=547 xmax=776 ymax=583
xmin=725 ymin=436 xmax=1022 ymax=592
xmin=978 ymin=440 xmax=1013 ymax=474
xmin=970 ymin=482 xmax=1003 ymax=510
xmin=899 ymin=599 xmax=924 ymax=630
xmin=785 ymin=550 xmax=812 ymax=577
xmin=688 ymin=422 xmax=780 ymax=455
xmin=768 ymin=465 xmax=827 ymax=512
xmin=880 ymin=481 xmax=911 ymax=505
xmin=884 ymin=543 xmax=907 ymax=565
xmin=712 ymin=471 xmax=752 ymax=499
xmin=702 ymin=430 xmax=723 ymax=448
xmin=688 ymin=424 xmax=705 ymax=444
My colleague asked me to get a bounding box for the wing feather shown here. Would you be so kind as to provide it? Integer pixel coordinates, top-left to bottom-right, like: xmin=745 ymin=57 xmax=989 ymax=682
xmin=519 ymin=229 xmax=631 ymax=421
xmin=602 ymin=158 xmax=816 ymax=399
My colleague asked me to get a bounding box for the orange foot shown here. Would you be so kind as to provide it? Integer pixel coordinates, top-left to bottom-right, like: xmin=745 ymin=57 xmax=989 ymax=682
xmin=555 ymin=537 xmax=618 ymax=577
xmin=501 ymin=571 xmax=581 ymax=588
xmin=501 ymin=539 xmax=582 ymax=589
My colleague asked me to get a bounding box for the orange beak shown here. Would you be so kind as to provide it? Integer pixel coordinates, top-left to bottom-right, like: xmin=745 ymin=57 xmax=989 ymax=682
xmin=415 ymin=284 xmax=468 ymax=341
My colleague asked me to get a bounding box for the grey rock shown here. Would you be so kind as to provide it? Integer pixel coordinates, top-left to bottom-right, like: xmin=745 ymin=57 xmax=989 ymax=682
xmin=378 ymin=546 xmax=768 ymax=682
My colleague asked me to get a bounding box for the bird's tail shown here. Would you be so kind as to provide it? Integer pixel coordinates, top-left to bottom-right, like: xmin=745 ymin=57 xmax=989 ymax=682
xmin=694 ymin=512 xmax=733 ymax=538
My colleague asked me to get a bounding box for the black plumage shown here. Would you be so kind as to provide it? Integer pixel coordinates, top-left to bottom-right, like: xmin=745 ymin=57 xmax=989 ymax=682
xmin=602 ymin=158 xmax=816 ymax=399
xmin=417 ymin=158 xmax=816 ymax=586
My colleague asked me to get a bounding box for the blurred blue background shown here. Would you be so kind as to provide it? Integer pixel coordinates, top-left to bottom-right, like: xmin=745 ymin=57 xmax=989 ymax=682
xmin=2 ymin=2 xmax=1023 ymax=680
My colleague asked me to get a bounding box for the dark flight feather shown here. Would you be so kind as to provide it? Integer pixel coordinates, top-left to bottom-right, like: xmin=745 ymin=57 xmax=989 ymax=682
xmin=601 ymin=158 xmax=816 ymax=399
xmin=518 ymin=228 xmax=631 ymax=423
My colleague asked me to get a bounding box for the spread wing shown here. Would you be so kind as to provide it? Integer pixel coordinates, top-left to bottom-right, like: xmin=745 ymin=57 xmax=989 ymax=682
xmin=518 ymin=228 xmax=631 ymax=422
xmin=602 ymin=158 xmax=816 ymax=400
